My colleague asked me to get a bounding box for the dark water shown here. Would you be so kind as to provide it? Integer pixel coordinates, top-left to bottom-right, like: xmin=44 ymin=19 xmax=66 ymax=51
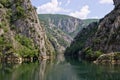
xmin=0 ymin=55 xmax=120 ymax=80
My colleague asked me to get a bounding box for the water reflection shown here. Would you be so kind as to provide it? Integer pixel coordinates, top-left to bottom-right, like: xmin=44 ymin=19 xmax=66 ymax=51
xmin=0 ymin=55 xmax=120 ymax=80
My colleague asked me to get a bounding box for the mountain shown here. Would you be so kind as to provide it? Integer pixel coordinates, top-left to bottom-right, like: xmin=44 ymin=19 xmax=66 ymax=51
xmin=38 ymin=14 xmax=98 ymax=53
xmin=0 ymin=0 xmax=55 ymax=61
xmin=65 ymin=0 xmax=120 ymax=63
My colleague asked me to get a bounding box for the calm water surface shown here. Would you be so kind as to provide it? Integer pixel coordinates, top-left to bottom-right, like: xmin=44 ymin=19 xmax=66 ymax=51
xmin=0 ymin=55 xmax=120 ymax=80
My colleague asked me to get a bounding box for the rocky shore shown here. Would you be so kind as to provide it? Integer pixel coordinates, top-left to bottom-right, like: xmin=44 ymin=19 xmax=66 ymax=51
xmin=94 ymin=52 xmax=120 ymax=64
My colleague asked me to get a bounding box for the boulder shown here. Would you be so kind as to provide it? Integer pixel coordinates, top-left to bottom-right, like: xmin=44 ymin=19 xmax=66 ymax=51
xmin=94 ymin=52 xmax=120 ymax=64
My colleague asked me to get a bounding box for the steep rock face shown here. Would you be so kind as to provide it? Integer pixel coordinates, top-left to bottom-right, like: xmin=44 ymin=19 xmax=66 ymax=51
xmin=39 ymin=14 xmax=83 ymax=34
xmin=86 ymin=1 xmax=120 ymax=54
xmin=0 ymin=0 xmax=54 ymax=58
xmin=65 ymin=0 xmax=120 ymax=61
xmin=41 ymin=21 xmax=72 ymax=53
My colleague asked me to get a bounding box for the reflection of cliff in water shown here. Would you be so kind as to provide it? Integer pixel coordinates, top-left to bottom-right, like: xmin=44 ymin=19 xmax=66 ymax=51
xmin=1 ymin=55 xmax=120 ymax=80
xmin=0 ymin=54 xmax=80 ymax=80
xmin=0 ymin=62 xmax=39 ymax=80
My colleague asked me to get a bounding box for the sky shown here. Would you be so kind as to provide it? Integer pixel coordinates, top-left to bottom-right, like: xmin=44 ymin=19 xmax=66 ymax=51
xmin=31 ymin=0 xmax=114 ymax=19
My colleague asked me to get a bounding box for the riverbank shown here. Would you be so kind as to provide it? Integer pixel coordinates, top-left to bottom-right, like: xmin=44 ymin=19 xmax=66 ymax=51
xmin=0 ymin=53 xmax=54 ymax=63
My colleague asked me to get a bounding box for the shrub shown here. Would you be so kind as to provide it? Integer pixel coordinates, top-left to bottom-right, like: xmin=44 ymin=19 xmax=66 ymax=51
xmin=0 ymin=0 xmax=11 ymax=8
xmin=0 ymin=23 xmax=2 ymax=28
xmin=16 ymin=6 xmax=26 ymax=19
xmin=0 ymin=35 xmax=13 ymax=54
xmin=15 ymin=35 xmax=32 ymax=49
xmin=0 ymin=22 xmax=8 ymax=32
xmin=10 ymin=25 xmax=16 ymax=30
xmin=17 ymin=46 xmax=38 ymax=57
xmin=0 ymin=36 xmax=4 ymax=45
xmin=84 ymin=47 xmax=102 ymax=61
xmin=15 ymin=34 xmax=39 ymax=57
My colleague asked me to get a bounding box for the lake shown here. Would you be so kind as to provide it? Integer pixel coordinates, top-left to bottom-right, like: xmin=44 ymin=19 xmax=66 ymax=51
xmin=0 ymin=55 xmax=120 ymax=80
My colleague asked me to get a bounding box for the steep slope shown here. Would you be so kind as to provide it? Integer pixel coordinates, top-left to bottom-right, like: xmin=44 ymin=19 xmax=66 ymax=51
xmin=0 ymin=0 xmax=54 ymax=60
xmin=65 ymin=0 xmax=120 ymax=61
xmin=65 ymin=22 xmax=98 ymax=59
xmin=39 ymin=14 xmax=98 ymax=53
xmin=40 ymin=21 xmax=72 ymax=53
xmin=39 ymin=14 xmax=83 ymax=36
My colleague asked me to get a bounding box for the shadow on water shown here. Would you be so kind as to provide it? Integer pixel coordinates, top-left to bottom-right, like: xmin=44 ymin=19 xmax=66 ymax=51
xmin=0 ymin=54 xmax=120 ymax=80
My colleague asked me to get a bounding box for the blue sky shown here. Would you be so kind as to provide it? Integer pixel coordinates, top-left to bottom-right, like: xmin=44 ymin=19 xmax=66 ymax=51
xmin=31 ymin=0 xmax=114 ymax=19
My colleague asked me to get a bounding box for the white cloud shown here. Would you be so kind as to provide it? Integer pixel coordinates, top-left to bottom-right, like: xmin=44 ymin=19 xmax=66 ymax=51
xmin=65 ymin=0 xmax=70 ymax=6
xmin=99 ymin=0 xmax=113 ymax=4
xmin=69 ymin=5 xmax=90 ymax=19
xmin=37 ymin=0 xmax=68 ymax=14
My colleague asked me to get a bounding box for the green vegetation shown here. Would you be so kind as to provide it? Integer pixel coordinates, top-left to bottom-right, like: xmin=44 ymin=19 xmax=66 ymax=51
xmin=15 ymin=34 xmax=38 ymax=57
xmin=9 ymin=1 xmax=27 ymax=23
xmin=40 ymin=20 xmax=70 ymax=53
xmin=0 ymin=0 xmax=11 ymax=7
xmin=65 ymin=22 xmax=98 ymax=59
xmin=39 ymin=14 xmax=73 ymax=22
xmin=39 ymin=14 xmax=99 ymax=54
xmin=0 ymin=35 xmax=13 ymax=55
xmin=114 ymin=52 xmax=120 ymax=60
xmin=82 ymin=19 xmax=99 ymax=26
xmin=0 ymin=22 xmax=8 ymax=32
xmin=0 ymin=0 xmax=55 ymax=60
xmin=84 ymin=47 xmax=102 ymax=61
xmin=16 ymin=6 xmax=26 ymax=19
xmin=38 ymin=14 xmax=81 ymax=36
xmin=10 ymin=25 xmax=16 ymax=30
xmin=15 ymin=35 xmax=33 ymax=49
xmin=0 ymin=36 xmax=5 ymax=45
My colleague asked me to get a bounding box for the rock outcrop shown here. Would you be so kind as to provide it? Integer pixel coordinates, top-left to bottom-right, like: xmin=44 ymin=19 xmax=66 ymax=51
xmin=113 ymin=0 xmax=120 ymax=7
xmin=86 ymin=0 xmax=120 ymax=54
xmin=0 ymin=0 xmax=55 ymax=60
xmin=94 ymin=52 xmax=120 ymax=64
xmin=39 ymin=14 xmax=83 ymax=34
xmin=65 ymin=0 xmax=120 ymax=62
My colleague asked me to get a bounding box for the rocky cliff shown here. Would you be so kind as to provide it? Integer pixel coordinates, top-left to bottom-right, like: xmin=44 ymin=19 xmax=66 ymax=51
xmin=39 ymin=14 xmax=83 ymax=35
xmin=0 ymin=0 xmax=54 ymax=60
xmin=65 ymin=0 xmax=120 ymax=62
xmin=85 ymin=0 xmax=120 ymax=54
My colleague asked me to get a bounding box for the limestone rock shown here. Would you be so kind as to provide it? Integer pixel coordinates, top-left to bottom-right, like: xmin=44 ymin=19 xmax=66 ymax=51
xmin=65 ymin=0 xmax=120 ymax=62
xmin=0 ymin=0 xmax=55 ymax=59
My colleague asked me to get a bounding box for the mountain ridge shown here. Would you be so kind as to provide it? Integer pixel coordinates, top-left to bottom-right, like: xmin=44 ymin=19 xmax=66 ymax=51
xmin=39 ymin=14 xmax=98 ymax=53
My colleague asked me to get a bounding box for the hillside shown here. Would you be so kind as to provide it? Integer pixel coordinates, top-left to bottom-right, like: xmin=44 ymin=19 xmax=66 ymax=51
xmin=65 ymin=0 xmax=120 ymax=62
xmin=38 ymin=14 xmax=98 ymax=53
xmin=0 ymin=0 xmax=55 ymax=61
xmin=65 ymin=22 xmax=98 ymax=59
